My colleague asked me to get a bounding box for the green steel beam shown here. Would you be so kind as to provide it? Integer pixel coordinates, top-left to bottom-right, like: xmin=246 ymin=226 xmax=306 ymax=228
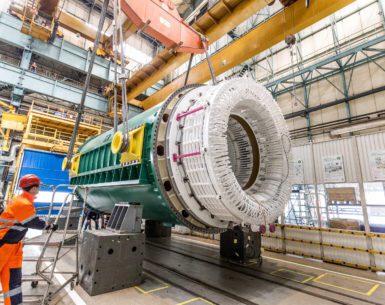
xmin=0 ymin=60 xmax=107 ymax=112
xmin=330 ymin=15 xmax=352 ymax=121
xmin=0 ymin=13 xmax=116 ymax=82
xmin=228 ymin=1 xmax=376 ymax=83
xmin=266 ymin=35 xmax=385 ymax=97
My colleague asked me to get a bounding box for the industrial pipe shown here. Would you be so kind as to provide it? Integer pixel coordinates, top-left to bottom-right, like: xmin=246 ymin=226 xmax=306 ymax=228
xmin=69 ymin=79 xmax=292 ymax=232
xmin=0 ymin=145 xmax=20 ymax=162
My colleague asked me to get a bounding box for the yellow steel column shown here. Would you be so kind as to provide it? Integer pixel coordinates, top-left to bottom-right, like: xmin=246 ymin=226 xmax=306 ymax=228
xmin=142 ymin=0 xmax=355 ymax=110
xmin=23 ymin=109 xmax=33 ymax=145
xmin=2 ymin=129 xmax=11 ymax=152
xmin=0 ymin=129 xmax=10 ymax=152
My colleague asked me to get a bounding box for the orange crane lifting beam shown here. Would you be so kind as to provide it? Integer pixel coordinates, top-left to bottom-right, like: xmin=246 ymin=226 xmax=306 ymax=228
xmin=120 ymin=0 xmax=205 ymax=54
xmin=141 ymin=0 xmax=355 ymax=110
xmin=124 ymin=0 xmax=275 ymax=100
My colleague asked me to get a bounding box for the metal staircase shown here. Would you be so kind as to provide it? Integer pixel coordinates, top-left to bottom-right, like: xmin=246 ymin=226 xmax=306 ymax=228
xmin=20 ymin=185 xmax=88 ymax=304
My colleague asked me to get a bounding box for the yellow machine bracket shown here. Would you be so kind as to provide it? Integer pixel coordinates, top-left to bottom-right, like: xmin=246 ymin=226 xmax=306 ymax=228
xmin=112 ymin=125 xmax=145 ymax=165
xmin=70 ymin=155 xmax=81 ymax=176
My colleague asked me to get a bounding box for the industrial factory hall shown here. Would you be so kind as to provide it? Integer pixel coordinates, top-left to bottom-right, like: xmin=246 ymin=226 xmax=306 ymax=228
xmin=0 ymin=0 xmax=385 ymax=304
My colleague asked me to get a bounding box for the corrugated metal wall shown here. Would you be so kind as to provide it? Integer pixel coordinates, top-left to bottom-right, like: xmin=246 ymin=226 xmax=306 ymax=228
xmin=294 ymin=131 xmax=385 ymax=184
xmin=356 ymin=132 xmax=385 ymax=182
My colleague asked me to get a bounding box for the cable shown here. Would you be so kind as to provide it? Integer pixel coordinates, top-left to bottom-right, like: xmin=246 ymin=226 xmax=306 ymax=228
xmin=56 ymin=0 xmax=66 ymax=21
xmin=117 ymin=0 xmax=129 ymax=146
xmin=65 ymin=0 xmax=110 ymax=168
xmin=112 ymin=0 xmax=118 ymax=133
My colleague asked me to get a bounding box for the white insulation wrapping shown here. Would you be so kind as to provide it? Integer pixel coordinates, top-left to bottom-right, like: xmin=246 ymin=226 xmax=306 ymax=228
xmin=166 ymin=79 xmax=292 ymax=230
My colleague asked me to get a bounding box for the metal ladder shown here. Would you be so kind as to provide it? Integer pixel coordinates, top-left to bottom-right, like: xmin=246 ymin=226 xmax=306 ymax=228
xmin=21 ymin=185 xmax=88 ymax=304
xmin=287 ymin=188 xmax=316 ymax=226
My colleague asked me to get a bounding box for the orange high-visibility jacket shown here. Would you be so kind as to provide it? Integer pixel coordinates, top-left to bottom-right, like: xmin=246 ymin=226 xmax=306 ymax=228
xmin=0 ymin=192 xmax=46 ymax=247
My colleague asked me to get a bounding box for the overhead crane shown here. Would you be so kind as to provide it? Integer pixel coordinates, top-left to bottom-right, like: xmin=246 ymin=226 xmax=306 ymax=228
xmin=10 ymin=0 xmax=206 ymax=59
xmin=7 ymin=0 xmax=278 ymax=113
xmin=120 ymin=0 xmax=276 ymax=106
xmin=7 ymin=0 xmax=320 ymax=112
xmin=100 ymin=0 xmax=355 ymax=112
xmin=140 ymin=0 xmax=355 ymax=110
xmin=6 ymin=1 xmax=332 ymax=113
xmin=22 ymin=102 xmax=103 ymax=154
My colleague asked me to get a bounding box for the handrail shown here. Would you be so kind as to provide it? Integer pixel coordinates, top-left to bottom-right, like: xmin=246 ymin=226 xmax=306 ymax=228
xmin=36 ymin=184 xmax=88 ymax=285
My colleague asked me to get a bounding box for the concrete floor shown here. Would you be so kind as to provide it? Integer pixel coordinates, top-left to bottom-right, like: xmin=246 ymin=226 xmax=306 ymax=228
xmin=146 ymin=236 xmax=385 ymax=305
xmin=3 ymin=230 xmax=385 ymax=305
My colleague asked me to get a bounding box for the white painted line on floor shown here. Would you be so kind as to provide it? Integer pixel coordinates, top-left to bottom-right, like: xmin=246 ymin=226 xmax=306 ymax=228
xmin=54 ymin=273 xmax=87 ymax=305
xmin=172 ymin=235 xmax=219 ymax=248
xmin=264 ymin=256 xmax=385 ymax=285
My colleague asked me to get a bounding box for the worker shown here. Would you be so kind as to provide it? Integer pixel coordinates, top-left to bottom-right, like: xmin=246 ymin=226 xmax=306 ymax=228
xmin=84 ymin=209 xmax=100 ymax=230
xmin=30 ymin=62 xmax=37 ymax=73
xmin=0 ymin=174 xmax=58 ymax=305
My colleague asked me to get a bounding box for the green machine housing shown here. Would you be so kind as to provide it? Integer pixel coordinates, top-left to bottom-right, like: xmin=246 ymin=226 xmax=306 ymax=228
xmin=69 ymin=103 xmax=179 ymax=225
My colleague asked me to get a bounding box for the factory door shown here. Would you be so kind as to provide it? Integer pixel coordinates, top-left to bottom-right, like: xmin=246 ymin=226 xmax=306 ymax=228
xmin=14 ymin=148 xmax=70 ymax=215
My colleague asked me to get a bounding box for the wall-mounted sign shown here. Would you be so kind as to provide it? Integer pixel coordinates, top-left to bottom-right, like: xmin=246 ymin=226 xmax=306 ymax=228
xmin=369 ymin=150 xmax=385 ymax=181
xmin=292 ymin=159 xmax=304 ymax=184
xmin=322 ymin=155 xmax=345 ymax=183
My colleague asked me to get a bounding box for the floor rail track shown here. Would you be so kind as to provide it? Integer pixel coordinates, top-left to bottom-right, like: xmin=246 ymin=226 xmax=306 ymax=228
xmin=146 ymin=240 xmax=383 ymax=305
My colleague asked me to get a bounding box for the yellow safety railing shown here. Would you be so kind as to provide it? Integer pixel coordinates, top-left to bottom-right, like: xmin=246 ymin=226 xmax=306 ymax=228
xmin=31 ymin=101 xmax=103 ymax=129
xmin=263 ymin=224 xmax=385 ymax=272
xmin=27 ymin=123 xmax=88 ymax=146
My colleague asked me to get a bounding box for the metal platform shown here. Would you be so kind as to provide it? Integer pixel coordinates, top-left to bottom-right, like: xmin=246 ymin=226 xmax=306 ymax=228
xmin=0 ymin=12 xmax=116 ymax=82
xmin=24 ymin=232 xmax=77 ymax=246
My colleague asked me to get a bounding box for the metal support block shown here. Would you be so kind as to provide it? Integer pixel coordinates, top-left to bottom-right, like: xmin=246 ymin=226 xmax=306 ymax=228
xmin=220 ymin=226 xmax=262 ymax=264
xmin=56 ymin=216 xmax=80 ymax=231
xmin=79 ymin=230 xmax=144 ymax=296
xmin=145 ymin=220 xmax=171 ymax=238
xmin=107 ymin=203 xmax=143 ymax=233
